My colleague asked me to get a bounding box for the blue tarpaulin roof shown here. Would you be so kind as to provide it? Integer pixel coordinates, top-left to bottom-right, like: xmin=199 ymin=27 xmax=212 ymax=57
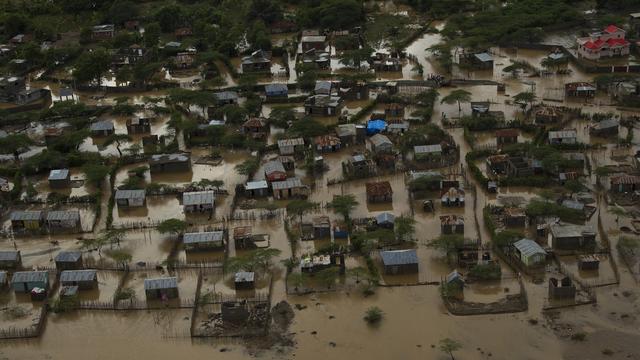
xmin=366 ymin=119 xmax=387 ymax=135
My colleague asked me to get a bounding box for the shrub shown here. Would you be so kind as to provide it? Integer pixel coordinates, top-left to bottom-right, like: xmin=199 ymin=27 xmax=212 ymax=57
xmin=363 ymin=307 xmax=383 ymax=324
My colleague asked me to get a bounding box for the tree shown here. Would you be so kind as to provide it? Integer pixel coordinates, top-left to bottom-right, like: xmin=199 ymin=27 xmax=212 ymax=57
xmin=286 ymin=199 xmax=317 ymax=229
xmin=288 ymin=272 xmax=307 ymax=292
xmin=339 ymin=47 xmax=372 ymax=70
xmin=316 ymin=267 xmax=340 ymax=289
xmin=563 ymin=179 xmax=583 ymax=195
xmin=329 ymin=194 xmax=358 ymax=223
xmin=394 ymin=216 xmax=416 ymax=242
xmin=348 ymin=266 xmax=368 ymax=284
xmin=99 ymin=228 xmax=127 ymax=248
xmin=363 ymin=306 xmax=383 ymax=324
xmin=441 ymin=89 xmax=471 ymax=118
xmin=235 ymin=158 xmax=260 ymax=176
xmin=428 ymin=234 xmax=464 ymax=259
xmin=252 ymin=248 xmax=282 ymax=273
xmin=144 ymin=22 xmax=161 ymax=48
xmin=105 ymin=249 xmax=133 ymax=268
xmin=82 ymin=163 xmax=110 ymax=187
xmin=513 ymin=91 xmax=537 ymax=114
xmin=225 ymin=248 xmax=282 ymax=273
xmin=0 ymin=134 xmax=33 ymax=155
xmin=157 ymin=218 xmax=187 ymax=237
xmin=73 ymin=49 xmax=111 ymax=86
xmin=439 ymin=338 xmax=462 ymax=360
xmin=103 ymin=134 xmax=133 ymax=157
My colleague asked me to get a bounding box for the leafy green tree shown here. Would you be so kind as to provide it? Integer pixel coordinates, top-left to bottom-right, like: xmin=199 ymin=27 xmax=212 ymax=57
xmin=513 ymin=91 xmax=537 ymax=114
xmin=73 ymin=49 xmax=111 ymax=86
xmin=286 ymin=199 xmax=317 ymax=230
xmin=103 ymin=134 xmax=132 ymax=157
xmin=428 ymin=234 xmax=464 ymax=258
xmin=288 ymin=272 xmax=307 ymax=292
xmin=105 ymin=249 xmax=133 ymax=268
xmin=157 ymin=218 xmax=187 ymax=237
xmin=329 ymin=194 xmax=358 ymax=222
xmin=394 ymin=215 xmax=416 ymax=242
xmin=441 ymin=89 xmax=471 ymax=117
xmin=316 ymin=267 xmax=340 ymax=289
xmin=235 ymin=158 xmax=260 ymax=176
xmin=439 ymin=338 xmax=462 ymax=360
xmin=82 ymin=163 xmax=110 ymax=187
xmin=0 ymin=134 xmax=33 ymax=155
xmin=143 ymin=22 xmax=161 ymax=48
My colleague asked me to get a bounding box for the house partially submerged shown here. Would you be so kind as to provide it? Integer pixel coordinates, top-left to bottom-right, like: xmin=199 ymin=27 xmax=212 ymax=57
xmin=512 ymin=239 xmax=547 ymax=266
xmin=271 ymin=177 xmax=307 ymax=200
xmin=548 ymin=277 xmax=576 ymax=300
xmin=264 ymin=160 xmax=287 ymax=183
xmin=11 ymin=271 xmax=49 ymax=293
xmin=92 ymin=24 xmax=115 ymax=40
xmin=234 ymin=271 xmax=255 ymax=290
xmin=495 ymin=129 xmax=518 ymax=148
xmin=314 ymin=135 xmax=341 ymax=153
xmin=380 ymin=249 xmax=418 ymax=275
xmin=577 ymin=24 xmax=629 ymax=60
xmin=213 ymin=91 xmax=239 ymax=106
xmin=548 ymin=129 xmax=577 ymax=145
xmin=0 ymin=251 xmax=21 ymax=269
xmin=244 ymin=180 xmax=269 ymax=198
xmin=504 ymin=207 xmax=526 ymax=227
xmin=115 ymin=189 xmax=146 ymax=207
xmin=149 ymin=153 xmax=191 ymax=173
xmin=590 ymin=118 xmax=619 ymax=137
xmin=301 ymin=48 xmax=330 ymax=69
xmin=45 ymin=211 xmax=81 ymax=233
xmin=55 ymin=251 xmax=83 ymax=271
xmin=144 ymin=277 xmax=179 ymax=300
xmin=48 ymin=169 xmax=71 ymax=189
xmin=441 ymin=187 xmax=465 ymax=207
xmin=277 ymin=138 xmax=305 ymax=156
xmin=610 ymin=174 xmax=640 ymax=193
xmin=366 ymin=181 xmax=393 ymax=203
xmin=301 ymin=35 xmax=327 ymax=52
xmin=183 ymin=191 xmax=215 ymax=213
xmin=414 ymin=144 xmax=442 ymax=161
xmin=565 ymin=82 xmax=596 ymax=98
xmin=265 ymin=83 xmax=288 ymax=98
xmin=60 ymin=270 xmax=98 ymax=290
xmin=10 ymin=211 xmax=44 ymax=231
xmin=241 ymin=50 xmax=271 ymax=73
xmin=183 ymin=231 xmax=225 ymax=251
xmin=304 ymin=95 xmax=344 ymax=116
xmin=126 ymin=117 xmax=152 ymax=134
xmin=375 ymin=212 xmax=395 ymax=229
xmin=366 ymin=134 xmax=393 ymax=154
xmin=440 ymin=215 xmax=464 ymax=235
xmin=550 ymin=224 xmax=596 ymax=250
xmin=89 ymin=121 xmax=115 ymax=137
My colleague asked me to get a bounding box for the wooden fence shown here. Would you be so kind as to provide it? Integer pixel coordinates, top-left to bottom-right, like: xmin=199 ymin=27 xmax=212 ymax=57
xmin=0 ymin=305 xmax=48 ymax=340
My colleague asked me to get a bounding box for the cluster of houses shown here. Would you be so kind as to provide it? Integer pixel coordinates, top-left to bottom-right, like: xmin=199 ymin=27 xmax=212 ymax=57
xmin=10 ymin=210 xmax=82 ymax=233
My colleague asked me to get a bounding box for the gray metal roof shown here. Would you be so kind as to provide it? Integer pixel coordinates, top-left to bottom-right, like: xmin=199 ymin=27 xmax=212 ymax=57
xmin=89 ymin=120 xmax=114 ymax=132
xmin=414 ymin=144 xmax=442 ymax=154
xmin=149 ymin=153 xmax=190 ymax=165
xmin=235 ymin=271 xmax=254 ymax=283
xmin=265 ymin=83 xmax=287 ymax=93
xmin=315 ymin=81 xmax=332 ymax=92
xmin=10 ymin=211 xmax=43 ymax=221
xmin=561 ymin=199 xmax=584 ymax=211
xmin=408 ymin=170 xmax=442 ymax=181
xmin=183 ymin=191 xmax=215 ymax=206
xmin=55 ymin=251 xmax=82 ymax=263
xmin=277 ymin=137 xmax=304 ymax=147
xmin=550 ymin=224 xmax=595 ymax=238
xmin=271 ymin=177 xmax=303 ymax=190
xmin=60 ymin=270 xmax=97 ymax=283
xmin=0 ymin=271 xmax=6 ymax=284
xmin=0 ymin=251 xmax=20 ymax=262
xmin=369 ymin=134 xmax=392 ymax=147
xmin=48 ymin=169 xmax=69 ymax=181
xmin=115 ymin=189 xmax=146 ymax=200
xmin=548 ymin=129 xmax=577 ymax=139
xmin=46 ymin=210 xmax=80 ymax=222
xmin=593 ymin=118 xmax=619 ymax=130
xmin=380 ymin=249 xmax=418 ymax=266
xmin=11 ymin=271 xmax=48 ymax=283
xmin=376 ymin=212 xmax=395 ymax=224
xmin=474 ymin=52 xmax=493 ymax=63
xmin=245 ymin=180 xmax=268 ymax=191
xmin=513 ymin=239 xmax=546 ymax=258
xmin=144 ymin=277 xmax=178 ymax=290
xmin=214 ymin=91 xmax=238 ymax=101
xmin=183 ymin=231 xmax=224 ymax=245
xmin=446 ymin=269 xmax=464 ymax=284
xmin=264 ymin=160 xmax=285 ymax=175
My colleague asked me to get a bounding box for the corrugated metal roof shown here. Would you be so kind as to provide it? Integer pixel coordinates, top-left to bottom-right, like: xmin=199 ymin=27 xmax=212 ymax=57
xmin=446 ymin=269 xmax=464 ymax=284
xmin=271 ymin=177 xmax=303 ymax=190
xmin=235 ymin=271 xmax=255 ymax=283
xmin=611 ymin=175 xmax=640 ymax=185
xmin=376 ymin=212 xmax=395 ymax=224
xmin=10 ymin=211 xmax=42 ymax=221
xmin=245 ymin=180 xmax=268 ymax=191
xmin=183 ymin=191 xmax=215 ymax=206
xmin=11 ymin=271 xmax=48 ymax=283
xmin=414 ymin=144 xmax=442 ymax=154
xmin=264 ymin=160 xmax=285 ymax=175
xmin=369 ymin=134 xmax=392 ymax=147
xmin=214 ymin=91 xmax=238 ymax=101
xmin=380 ymin=249 xmax=418 ymax=266
xmin=474 ymin=52 xmax=493 ymax=62
xmin=144 ymin=277 xmax=177 ymax=290
xmin=48 ymin=169 xmax=69 ymax=181
xmin=149 ymin=153 xmax=190 ymax=165
xmin=548 ymin=129 xmax=577 ymax=139
xmin=55 ymin=251 xmax=82 ymax=263
xmin=265 ymin=83 xmax=288 ymax=93
xmin=115 ymin=189 xmax=146 ymax=200
xmin=0 ymin=251 xmax=19 ymax=261
xmin=277 ymin=138 xmax=304 ymax=147
xmin=550 ymin=224 xmax=595 ymax=238
xmin=592 ymin=118 xmax=619 ymax=130
xmin=46 ymin=210 xmax=80 ymax=222
xmin=89 ymin=121 xmax=114 ymax=132
xmin=183 ymin=231 xmax=224 ymax=245
xmin=60 ymin=270 xmax=97 ymax=282
xmin=513 ymin=239 xmax=546 ymax=258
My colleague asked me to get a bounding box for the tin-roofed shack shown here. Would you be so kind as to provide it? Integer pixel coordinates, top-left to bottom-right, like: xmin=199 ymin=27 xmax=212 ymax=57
xmin=366 ymin=134 xmax=393 ymax=154
xmin=11 ymin=271 xmax=49 ymax=293
xmin=183 ymin=231 xmax=225 ymax=252
xmin=60 ymin=270 xmax=98 ymax=290
xmin=183 ymin=191 xmax=215 ymax=212
xmin=89 ymin=120 xmax=115 ymax=137
xmin=10 ymin=210 xmax=44 ymax=231
xmin=380 ymin=249 xmax=418 ymax=275
xmin=272 ymin=177 xmax=307 ymax=200
xmin=565 ymin=82 xmax=596 ymax=98
xmin=46 ymin=210 xmax=81 ymax=232
xmin=549 ymin=277 xmax=576 ymax=300
xmin=0 ymin=250 xmax=21 ymax=269
xmin=144 ymin=277 xmax=179 ymax=300
xmin=366 ymin=181 xmax=393 ymax=203
xmin=550 ymin=224 xmax=596 ymax=250
xmin=590 ymin=118 xmax=619 ymax=137
xmin=48 ymin=169 xmax=70 ymax=189
xmin=244 ymin=180 xmax=269 ymax=198
xmin=496 ymin=129 xmax=518 ymax=148
xmin=264 ymin=160 xmax=287 ymax=182
xmin=610 ymin=174 xmax=640 ymax=193
xmin=126 ymin=117 xmax=152 ymax=134
xmin=512 ymin=239 xmax=547 ymax=266
xmin=234 ymin=271 xmax=255 ymax=290
xmin=277 ymin=138 xmax=305 ymax=156
xmin=149 ymin=153 xmax=191 ymax=173
xmin=440 ymin=215 xmax=464 ymax=235
xmin=55 ymin=251 xmax=83 ymax=271
xmin=115 ymin=189 xmax=146 ymax=207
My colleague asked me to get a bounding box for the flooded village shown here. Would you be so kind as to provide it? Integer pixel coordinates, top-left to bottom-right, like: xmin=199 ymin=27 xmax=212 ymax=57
xmin=1 ymin=0 xmax=640 ymax=359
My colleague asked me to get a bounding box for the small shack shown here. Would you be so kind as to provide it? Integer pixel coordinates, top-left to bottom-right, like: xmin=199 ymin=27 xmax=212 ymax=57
xmin=89 ymin=120 xmax=115 ymax=137
xmin=183 ymin=231 xmax=225 ymax=252
xmin=512 ymin=239 xmax=547 ymax=266
xmin=312 ymin=216 xmax=331 ymax=239
xmin=126 ymin=117 xmax=152 ymax=134
xmin=265 ymin=83 xmax=288 ymax=98
xmin=376 ymin=212 xmax=395 ymax=229
xmin=441 ymin=187 xmax=465 ymax=207
xmin=264 ymin=160 xmax=287 ymax=182
xmin=48 ymin=169 xmax=71 ymax=189
xmin=10 ymin=210 xmax=44 ymax=231
xmin=45 ymin=210 xmax=81 ymax=232
xmin=277 ymin=138 xmax=305 ymax=156
xmin=144 ymin=277 xmax=179 ymax=300
xmin=0 ymin=250 xmax=21 ymax=269
xmin=55 ymin=251 xmax=83 ymax=271
xmin=380 ymin=249 xmax=419 ymax=275
xmin=149 ymin=153 xmax=191 ymax=173
xmin=590 ymin=118 xmax=619 ymax=137
xmin=11 ymin=271 xmax=49 ymax=293
xmin=578 ymin=255 xmax=600 ymax=270
xmin=504 ymin=207 xmax=526 ymax=227
xmin=271 ymin=177 xmax=306 ymax=200
xmin=550 ymin=224 xmax=596 ymax=250
xmin=115 ymin=189 xmax=146 ymax=207
xmin=244 ymin=180 xmax=269 ymax=198
xmin=495 ymin=129 xmax=518 ymax=148
xmin=234 ymin=271 xmax=255 ymax=290
xmin=183 ymin=191 xmax=215 ymax=213
xmin=60 ymin=270 xmax=98 ymax=290
xmin=366 ymin=134 xmax=393 ymax=154
xmin=366 ymin=181 xmax=393 ymax=203
xmin=565 ymin=82 xmax=596 ymax=98
xmin=440 ymin=215 xmax=464 ymax=235
xmin=610 ymin=174 xmax=640 ymax=193
xmin=548 ymin=277 xmax=576 ymax=300
xmin=414 ymin=144 xmax=443 ymax=161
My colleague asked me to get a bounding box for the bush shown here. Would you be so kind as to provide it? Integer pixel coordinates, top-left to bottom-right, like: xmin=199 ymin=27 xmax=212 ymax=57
xmin=363 ymin=307 xmax=383 ymax=324
xmin=468 ymin=262 xmax=502 ymax=280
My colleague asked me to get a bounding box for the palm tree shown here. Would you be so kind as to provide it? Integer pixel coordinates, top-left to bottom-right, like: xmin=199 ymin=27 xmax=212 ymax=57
xmin=513 ymin=91 xmax=537 ymax=115
xmin=440 ymin=89 xmax=472 ymax=118
xmin=439 ymin=338 xmax=462 ymax=360
xmin=286 ymin=199 xmax=317 ymax=232
xmin=103 ymin=134 xmax=132 ymax=157
xmin=329 ymin=194 xmax=359 ymax=223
